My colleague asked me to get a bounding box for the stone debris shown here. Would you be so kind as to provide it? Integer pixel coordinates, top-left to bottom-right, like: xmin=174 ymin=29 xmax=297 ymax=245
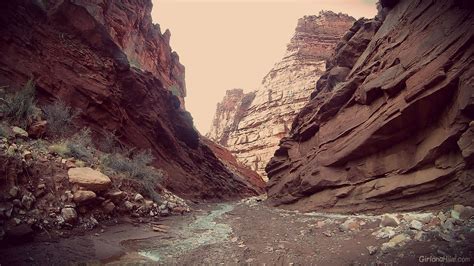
xmin=61 ymin=207 xmax=78 ymax=224
xmin=409 ymin=220 xmax=423 ymax=231
xmin=21 ymin=193 xmax=35 ymax=210
xmin=339 ymin=218 xmax=360 ymax=232
xmin=240 ymin=195 xmax=267 ymax=206
xmin=367 ymin=246 xmax=377 ymax=255
xmin=0 ymin=130 xmax=191 ymax=243
xmin=373 ymin=227 xmax=396 ymax=239
xmin=134 ymin=193 xmax=145 ymax=203
xmin=380 ymin=214 xmax=399 ymax=227
xmin=323 ymin=231 xmax=333 ymax=237
xmin=381 ymin=234 xmax=410 ymax=252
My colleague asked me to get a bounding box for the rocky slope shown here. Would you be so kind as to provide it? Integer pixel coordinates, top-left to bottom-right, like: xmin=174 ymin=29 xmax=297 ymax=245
xmin=0 ymin=0 xmax=263 ymax=200
xmin=208 ymin=12 xmax=355 ymax=179
xmin=266 ymin=0 xmax=474 ymax=213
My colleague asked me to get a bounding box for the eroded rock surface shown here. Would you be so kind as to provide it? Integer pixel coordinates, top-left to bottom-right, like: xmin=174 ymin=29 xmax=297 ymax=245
xmin=208 ymin=11 xmax=355 ymax=179
xmin=0 ymin=0 xmax=261 ymax=200
xmin=266 ymin=0 xmax=474 ymax=212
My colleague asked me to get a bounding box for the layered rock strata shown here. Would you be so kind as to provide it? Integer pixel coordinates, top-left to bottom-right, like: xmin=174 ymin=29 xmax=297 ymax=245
xmin=208 ymin=11 xmax=355 ymax=179
xmin=73 ymin=0 xmax=187 ymax=105
xmin=266 ymin=0 xmax=474 ymax=213
xmin=0 ymin=0 xmax=263 ymax=199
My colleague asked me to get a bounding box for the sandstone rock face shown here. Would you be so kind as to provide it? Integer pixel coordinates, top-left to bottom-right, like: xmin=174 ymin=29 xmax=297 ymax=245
xmin=73 ymin=0 xmax=186 ymax=106
xmin=266 ymin=0 xmax=474 ymax=213
xmin=0 ymin=0 xmax=262 ymax=200
xmin=208 ymin=12 xmax=355 ymax=179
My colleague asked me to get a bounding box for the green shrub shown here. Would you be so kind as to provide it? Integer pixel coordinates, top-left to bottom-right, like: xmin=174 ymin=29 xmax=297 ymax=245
xmin=48 ymin=143 xmax=70 ymax=156
xmin=102 ymin=149 xmax=162 ymax=201
xmin=66 ymin=128 xmax=93 ymax=162
xmin=0 ymin=79 xmax=38 ymax=128
xmin=43 ymin=100 xmax=77 ymax=137
xmin=49 ymin=128 xmax=94 ymax=161
xmin=98 ymin=130 xmax=118 ymax=153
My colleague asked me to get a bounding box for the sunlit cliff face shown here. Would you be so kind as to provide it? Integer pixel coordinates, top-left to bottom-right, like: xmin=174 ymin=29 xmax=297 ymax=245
xmin=151 ymin=0 xmax=377 ymax=133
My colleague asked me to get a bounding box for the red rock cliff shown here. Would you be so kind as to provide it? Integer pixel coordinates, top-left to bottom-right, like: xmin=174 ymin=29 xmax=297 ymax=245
xmin=266 ymin=0 xmax=474 ymax=213
xmin=0 ymin=0 xmax=263 ymax=199
xmin=74 ymin=0 xmax=186 ymax=106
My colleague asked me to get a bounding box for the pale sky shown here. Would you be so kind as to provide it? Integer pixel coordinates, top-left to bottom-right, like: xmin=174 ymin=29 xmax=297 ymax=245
xmin=151 ymin=0 xmax=377 ymax=133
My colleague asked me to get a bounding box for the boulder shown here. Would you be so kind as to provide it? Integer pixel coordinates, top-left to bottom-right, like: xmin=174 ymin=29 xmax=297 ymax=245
xmin=123 ymin=200 xmax=134 ymax=211
xmin=453 ymin=205 xmax=474 ymax=220
xmin=144 ymin=200 xmax=154 ymax=209
xmin=373 ymin=227 xmax=396 ymax=239
xmin=102 ymin=201 xmax=115 ymax=214
xmin=8 ymin=186 xmax=19 ymax=198
xmin=409 ymin=220 xmax=423 ymax=231
xmin=437 ymin=212 xmax=447 ymax=223
xmin=68 ymin=167 xmax=111 ymax=191
xmin=367 ymin=246 xmax=377 ymax=255
xmin=339 ymin=218 xmax=360 ymax=232
xmin=22 ymin=150 xmax=33 ymax=160
xmin=21 ymin=193 xmax=35 ymax=210
xmin=28 ymin=120 xmax=47 ymax=138
xmin=73 ymin=190 xmax=97 ymax=203
xmin=105 ymin=190 xmax=125 ymax=201
xmin=11 ymin=126 xmax=28 ymax=138
xmin=381 ymin=234 xmax=410 ymax=252
xmin=61 ymin=207 xmax=78 ymax=224
xmin=134 ymin=193 xmax=144 ymax=202
xmin=380 ymin=214 xmax=399 ymax=227
xmin=442 ymin=218 xmax=455 ymax=231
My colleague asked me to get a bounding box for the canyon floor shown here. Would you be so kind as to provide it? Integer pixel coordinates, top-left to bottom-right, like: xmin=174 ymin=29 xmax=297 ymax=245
xmin=1 ymin=197 xmax=473 ymax=265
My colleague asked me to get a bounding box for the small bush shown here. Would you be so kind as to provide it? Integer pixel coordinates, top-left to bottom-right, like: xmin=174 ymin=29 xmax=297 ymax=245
xmin=48 ymin=143 xmax=70 ymax=156
xmin=0 ymin=79 xmax=39 ymax=128
xmin=43 ymin=100 xmax=76 ymax=137
xmin=49 ymin=128 xmax=94 ymax=162
xmin=98 ymin=130 xmax=118 ymax=153
xmin=102 ymin=149 xmax=162 ymax=201
xmin=66 ymin=128 xmax=93 ymax=161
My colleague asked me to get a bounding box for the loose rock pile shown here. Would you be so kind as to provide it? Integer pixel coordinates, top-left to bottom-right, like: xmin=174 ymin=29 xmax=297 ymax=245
xmin=371 ymin=206 xmax=474 ymax=253
xmin=307 ymin=205 xmax=474 ymax=256
xmin=0 ymin=126 xmax=190 ymax=245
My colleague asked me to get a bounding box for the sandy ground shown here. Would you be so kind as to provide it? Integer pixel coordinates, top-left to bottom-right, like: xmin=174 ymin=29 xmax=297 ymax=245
xmin=1 ymin=199 xmax=473 ymax=265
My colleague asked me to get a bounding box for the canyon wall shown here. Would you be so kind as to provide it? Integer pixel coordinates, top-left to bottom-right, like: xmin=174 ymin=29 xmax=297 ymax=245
xmin=73 ymin=0 xmax=187 ymax=106
xmin=208 ymin=11 xmax=355 ymax=179
xmin=0 ymin=0 xmax=264 ymax=199
xmin=266 ymin=0 xmax=474 ymax=213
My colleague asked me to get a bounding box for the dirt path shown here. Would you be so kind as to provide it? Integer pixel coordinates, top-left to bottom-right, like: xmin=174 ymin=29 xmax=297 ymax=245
xmin=1 ymin=198 xmax=473 ymax=265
